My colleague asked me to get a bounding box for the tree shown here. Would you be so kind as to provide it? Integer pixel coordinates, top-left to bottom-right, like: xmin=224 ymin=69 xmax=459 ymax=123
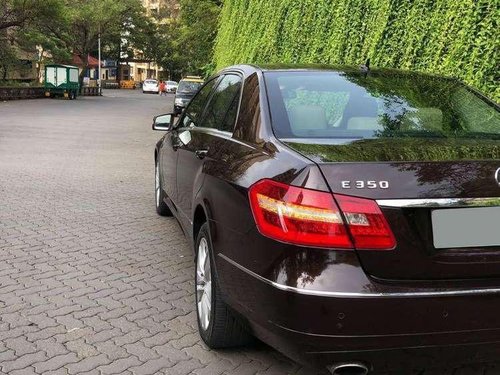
xmin=1 ymin=0 xmax=162 ymax=85
xmin=178 ymin=0 xmax=221 ymax=75
xmin=15 ymin=28 xmax=70 ymax=81
xmin=0 ymin=38 xmax=17 ymax=80
xmin=155 ymin=0 xmax=222 ymax=79
xmin=0 ymin=0 xmax=61 ymax=30
xmin=0 ymin=0 xmax=66 ymax=82
xmin=38 ymin=0 xmax=153 ymax=85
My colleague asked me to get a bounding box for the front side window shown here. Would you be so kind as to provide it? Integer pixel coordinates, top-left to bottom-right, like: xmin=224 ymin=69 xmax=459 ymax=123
xmin=182 ymin=78 xmax=218 ymax=127
xmin=202 ymin=74 xmax=242 ymax=132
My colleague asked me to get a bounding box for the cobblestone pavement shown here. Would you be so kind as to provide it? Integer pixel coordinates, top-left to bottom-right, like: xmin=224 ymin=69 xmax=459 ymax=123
xmin=0 ymin=91 xmax=498 ymax=375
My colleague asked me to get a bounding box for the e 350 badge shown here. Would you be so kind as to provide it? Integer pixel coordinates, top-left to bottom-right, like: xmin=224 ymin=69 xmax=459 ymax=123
xmin=341 ymin=180 xmax=389 ymax=189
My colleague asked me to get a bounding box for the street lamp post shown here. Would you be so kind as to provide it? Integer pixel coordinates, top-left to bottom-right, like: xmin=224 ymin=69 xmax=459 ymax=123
xmin=98 ymin=31 xmax=102 ymax=95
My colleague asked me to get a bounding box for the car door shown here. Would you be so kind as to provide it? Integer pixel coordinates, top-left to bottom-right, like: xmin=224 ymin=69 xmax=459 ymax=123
xmin=162 ymin=77 xmax=220 ymax=226
xmin=175 ymin=73 xmax=244 ymax=233
xmin=159 ymin=129 xmax=178 ymax=206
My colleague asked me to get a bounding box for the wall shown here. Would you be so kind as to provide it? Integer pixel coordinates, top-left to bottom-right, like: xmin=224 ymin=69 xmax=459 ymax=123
xmin=0 ymin=87 xmax=45 ymax=100
xmin=214 ymin=0 xmax=499 ymax=101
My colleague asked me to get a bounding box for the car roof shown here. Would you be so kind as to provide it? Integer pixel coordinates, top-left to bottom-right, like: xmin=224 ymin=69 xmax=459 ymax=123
xmin=46 ymin=64 xmax=79 ymax=69
xmin=219 ymin=63 xmax=455 ymax=82
xmin=180 ymin=78 xmax=204 ymax=83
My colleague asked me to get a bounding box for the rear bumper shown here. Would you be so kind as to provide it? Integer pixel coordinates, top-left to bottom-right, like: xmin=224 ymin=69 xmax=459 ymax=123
xmin=256 ymin=324 xmax=500 ymax=372
xmin=217 ymin=253 xmax=500 ymax=371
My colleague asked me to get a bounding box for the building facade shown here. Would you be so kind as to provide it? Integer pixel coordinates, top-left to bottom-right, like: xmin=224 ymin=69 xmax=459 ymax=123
xmin=127 ymin=0 xmax=180 ymax=82
xmin=142 ymin=0 xmax=180 ymax=19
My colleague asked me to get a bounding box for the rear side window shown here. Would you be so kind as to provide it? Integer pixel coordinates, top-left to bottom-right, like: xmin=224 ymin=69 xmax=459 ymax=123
xmin=202 ymin=74 xmax=242 ymax=132
xmin=265 ymin=71 xmax=500 ymax=140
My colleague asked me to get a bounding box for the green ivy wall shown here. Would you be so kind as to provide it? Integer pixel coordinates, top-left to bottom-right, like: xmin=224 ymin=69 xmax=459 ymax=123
xmin=214 ymin=0 xmax=499 ymax=101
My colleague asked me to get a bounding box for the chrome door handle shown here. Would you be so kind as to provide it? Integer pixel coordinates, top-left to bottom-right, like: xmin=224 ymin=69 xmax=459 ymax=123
xmin=195 ymin=149 xmax=209 ymax=159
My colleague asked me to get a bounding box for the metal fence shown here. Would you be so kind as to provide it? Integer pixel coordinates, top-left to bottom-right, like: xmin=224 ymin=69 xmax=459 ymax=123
xmin=81 ymin=87 xmax=101 ymax=96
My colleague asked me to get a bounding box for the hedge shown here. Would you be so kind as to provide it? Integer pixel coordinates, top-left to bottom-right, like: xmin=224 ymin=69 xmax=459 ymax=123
xmin=214 ymin=0 xmax=499 ymax=101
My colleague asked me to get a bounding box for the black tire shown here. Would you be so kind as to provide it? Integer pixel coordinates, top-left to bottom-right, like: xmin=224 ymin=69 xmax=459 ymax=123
xmin=155 ymin=159 xmax=172 ymax=216
xmin=195 ymin=223 xmax=253 ymax=348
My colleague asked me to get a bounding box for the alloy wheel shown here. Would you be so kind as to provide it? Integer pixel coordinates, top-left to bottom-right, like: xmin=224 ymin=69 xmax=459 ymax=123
xmin=196 ymin=237 xmax=212 ymax=331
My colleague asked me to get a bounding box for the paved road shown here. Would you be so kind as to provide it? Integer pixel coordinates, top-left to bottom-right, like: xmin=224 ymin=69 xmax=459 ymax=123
xmin=0 ymin=91 xmax=497 ymax=375
xmin=0 ymin=90 xmax=312 ymax=375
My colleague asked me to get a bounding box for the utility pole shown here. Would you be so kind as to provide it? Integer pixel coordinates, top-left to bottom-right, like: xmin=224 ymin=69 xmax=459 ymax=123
xmin=98 ymin=29 xmax=102 ymax=95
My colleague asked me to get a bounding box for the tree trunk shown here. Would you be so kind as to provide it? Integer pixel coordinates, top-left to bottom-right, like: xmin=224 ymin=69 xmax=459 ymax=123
xmin=116 ymin=40 xmax=121 ymax=83
xmin=36 ymin=49 xmax=44 ymax=83
xmin=116 ymin=61 xmax=121 ymax=83
xmin=2 ymin=65 xmax=7 ymax=81
xmin=78 ymin=54 xmax=89 ymax=92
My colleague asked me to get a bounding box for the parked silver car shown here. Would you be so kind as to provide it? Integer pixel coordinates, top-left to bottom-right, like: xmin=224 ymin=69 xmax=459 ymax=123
xmin=165 ymin=81 xmax=178 ymax=93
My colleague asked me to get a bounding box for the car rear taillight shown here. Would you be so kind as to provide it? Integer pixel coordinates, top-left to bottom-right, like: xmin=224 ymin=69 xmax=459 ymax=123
xmin=335 ymin=194 xmax=396 ymax=250
xmin=248 ymin=179 xmax=396 ymax=250
xmin=249 ymin=179 xmax=352 ymax=248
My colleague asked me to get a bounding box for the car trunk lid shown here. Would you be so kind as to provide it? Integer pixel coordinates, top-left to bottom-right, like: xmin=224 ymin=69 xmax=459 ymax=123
xmin=286 ymin=138 xmax=500 ymax=280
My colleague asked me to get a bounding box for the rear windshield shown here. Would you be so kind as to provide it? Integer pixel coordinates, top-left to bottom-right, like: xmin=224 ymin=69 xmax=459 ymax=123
xmin=167 ymin=81 xmax=177 ymax=85
xmin=264 ymin=71 xmax=500 ymax=140
xmin=178 ymin=81 xmax=202 ymax=93
xmin=144 ymin=80 xmax=157 ymax=84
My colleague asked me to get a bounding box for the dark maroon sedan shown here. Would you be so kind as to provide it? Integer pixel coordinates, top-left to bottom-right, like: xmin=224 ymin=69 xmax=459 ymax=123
xmin=152 ymin=64 xmax=500 ymax=374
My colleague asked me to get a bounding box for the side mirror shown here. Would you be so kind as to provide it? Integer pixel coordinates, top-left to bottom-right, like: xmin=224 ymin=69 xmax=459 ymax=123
xmin=152 ymin=114 xmax=174 ymax=131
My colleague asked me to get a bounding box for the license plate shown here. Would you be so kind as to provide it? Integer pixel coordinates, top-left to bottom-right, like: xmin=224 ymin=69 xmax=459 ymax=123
xmin=432 ymin=207 xmax=500 ymax=249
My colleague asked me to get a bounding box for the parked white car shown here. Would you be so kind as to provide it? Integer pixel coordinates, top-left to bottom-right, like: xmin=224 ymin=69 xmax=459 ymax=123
xmin=142 ymin=79 xmax=159 ymax=94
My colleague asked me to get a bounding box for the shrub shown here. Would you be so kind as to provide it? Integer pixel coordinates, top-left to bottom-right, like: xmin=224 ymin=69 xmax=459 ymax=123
xmin=214 ymin=0 xmax=499 ymax=101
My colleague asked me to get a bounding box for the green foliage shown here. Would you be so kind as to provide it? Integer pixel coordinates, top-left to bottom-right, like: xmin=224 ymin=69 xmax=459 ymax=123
xmin=0 ymin=0 xmax=61 ymax=30
xmin=289 ymin=139 xmax=500 ymax=162
xmin=214 ymin=0 xmax=500 ymax=101
xmin=40 ymin=0 xmax=150 ymax=60
xmin=0 ymin=0 xmax=67 ymax=82
xmin=155 ymin=0 xmax=222 ymax=79
xmin=1 ymin=0 xmax=155 ymax=84
xmin=0 ymin=40 xmax=18 ymax=80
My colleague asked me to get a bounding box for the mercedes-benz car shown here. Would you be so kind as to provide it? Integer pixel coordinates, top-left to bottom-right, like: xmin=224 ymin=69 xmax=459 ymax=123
xmin=152 ymin=64 xmax=500 ymax=374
